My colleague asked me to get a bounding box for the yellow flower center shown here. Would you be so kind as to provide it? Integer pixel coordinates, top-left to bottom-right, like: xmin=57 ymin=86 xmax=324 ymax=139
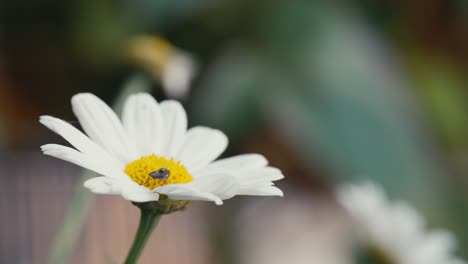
xmin=124 ymin=154 xmax=193 ymax=190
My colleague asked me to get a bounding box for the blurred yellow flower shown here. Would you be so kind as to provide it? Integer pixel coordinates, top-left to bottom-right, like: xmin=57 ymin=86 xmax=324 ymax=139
xmin=128 ymin=36 xmax=198 ymax=99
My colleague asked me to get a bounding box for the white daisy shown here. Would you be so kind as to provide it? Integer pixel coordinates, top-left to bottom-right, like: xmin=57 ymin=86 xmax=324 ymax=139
xmin=40 ymin=93 xmax=283 ymax=206
xmin=337 ymin=182 xmax=466 ymax=264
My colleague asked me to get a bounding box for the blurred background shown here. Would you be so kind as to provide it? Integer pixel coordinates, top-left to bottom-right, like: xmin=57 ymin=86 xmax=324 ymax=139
xmin=1 ymin=0 xmax=468 ymax=263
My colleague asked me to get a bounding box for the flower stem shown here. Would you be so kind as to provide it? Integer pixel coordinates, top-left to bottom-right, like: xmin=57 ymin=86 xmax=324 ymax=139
xmin=124 ymin=207 xmax=162 ymax=264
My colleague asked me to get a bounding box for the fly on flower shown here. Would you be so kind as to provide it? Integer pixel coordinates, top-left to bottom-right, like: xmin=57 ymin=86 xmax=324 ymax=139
xmin=40 ymin=93 xmax=284 ymax=210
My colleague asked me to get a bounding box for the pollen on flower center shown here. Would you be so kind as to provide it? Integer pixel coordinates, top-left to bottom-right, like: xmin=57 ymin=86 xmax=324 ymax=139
xmin=124 ymin=154 xmax=193 ymax=190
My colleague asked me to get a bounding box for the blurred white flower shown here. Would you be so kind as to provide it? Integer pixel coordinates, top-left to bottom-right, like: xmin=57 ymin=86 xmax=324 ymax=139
xmin=337 ymin=182 xmax=466 ymax=264
xmin=160 ymin=50 xmax=198 ymax=99
xmin=40 ymin=93 xmax=283 ymax=205
xmin=128 ymin=36 xmax=198 ymax=99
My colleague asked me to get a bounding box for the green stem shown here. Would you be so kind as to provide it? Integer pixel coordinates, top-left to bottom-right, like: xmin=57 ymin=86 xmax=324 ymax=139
xmin=124 ymin=208 xmax=162 ymax=264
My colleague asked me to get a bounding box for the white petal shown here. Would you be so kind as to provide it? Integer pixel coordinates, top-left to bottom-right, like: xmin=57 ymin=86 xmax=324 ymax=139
xmin=121 ymin=183 xmax=159 ymax=202
xmin=390 ymin=201 xmax=425 ymax=242
xmin=190 ymin=155 xmax=284 ymax=199
xmin=193 ymin=155 xmax=283 ymax=195
xmin=122 ymin=93 xmax=163 ymax=156
xmin=154 ymin=184 xmax=223 ymax=205
xmin=193 ymin=154 xmax=268 ymax=176
xmin=176 ymin=126 xmax=228 ymax=172
xmin=83 ymin=177 xmax=121 ymax=194
xmin=337 ymin=182 xmax=387 ymax=218
xmin=237 ymin=185 xmax=284 ymax=196
xmin=186 ymin=173 xmax=240 ymax=200
xmin=159 ymin=100 xmax=187 ymax=158
xmin=238 ymin=167 xmax=284 ymax=185
xmin=71 ymin=93 xmax=137 ymax=163
xmin=196 ymin=166 xmax=283 ymax=186
xmin=39 ymin=115 xmax=125 ymax=169
xmin=41 ymin=144 xmax=127 ymax=179
xmin=415 ymin=231 xmax=456 ymax=261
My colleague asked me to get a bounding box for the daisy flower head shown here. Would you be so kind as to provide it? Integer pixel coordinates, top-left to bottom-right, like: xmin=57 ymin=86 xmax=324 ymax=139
xmin=40 ymin=93 xmax=283 ymax=211
xmin=337 ymin=182 xmax=466 ymax=264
